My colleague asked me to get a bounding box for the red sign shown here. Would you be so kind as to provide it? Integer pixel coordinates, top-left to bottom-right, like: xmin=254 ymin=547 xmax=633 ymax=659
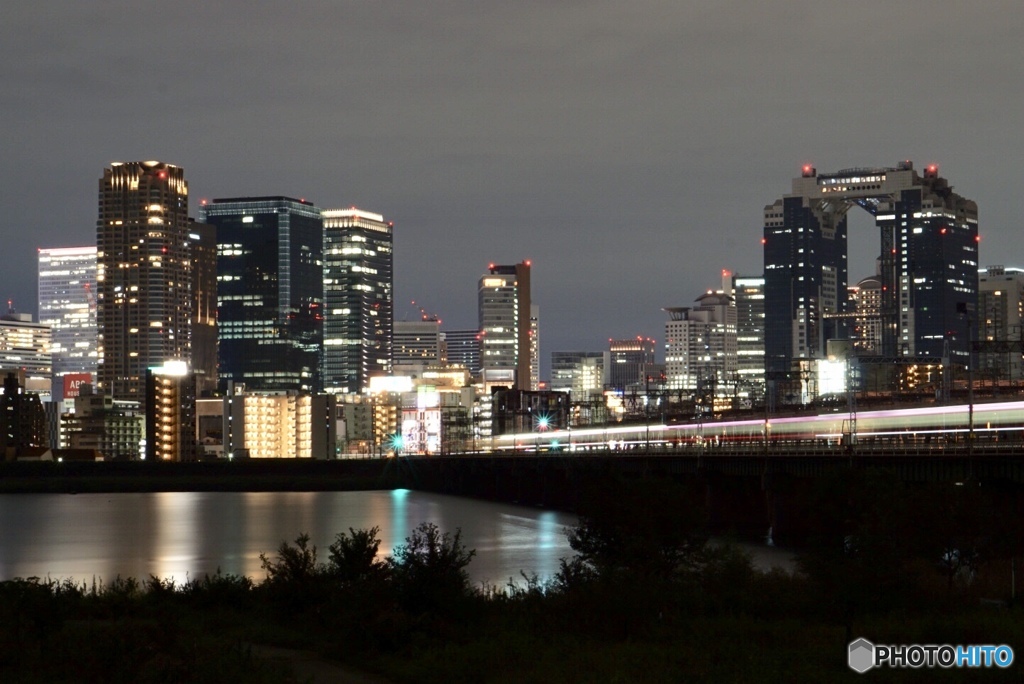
xmin=63 ymin=373 xmax=93 ymax=399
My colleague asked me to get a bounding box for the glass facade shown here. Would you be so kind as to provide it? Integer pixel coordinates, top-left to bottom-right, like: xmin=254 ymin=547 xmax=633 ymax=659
xmin=202 ymin=197 xmax=323 ymax=393
xmin=322 ymin=208 xmax=393 ymax=394
xmin=37 ymin=246 xmax=98 ymax=377
xmin=763 ymin=162 xmax=977 ymax=374
xmin=478 ymin=262 xmax=532 ymax=390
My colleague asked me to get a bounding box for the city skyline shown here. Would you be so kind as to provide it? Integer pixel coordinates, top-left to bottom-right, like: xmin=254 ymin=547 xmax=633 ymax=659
xmin=3 ymin=3 xmax=1022 ymax=358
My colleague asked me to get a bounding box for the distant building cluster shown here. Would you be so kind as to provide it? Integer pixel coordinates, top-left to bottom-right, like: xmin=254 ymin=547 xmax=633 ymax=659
xmin=1 ymin=159 xmax=1015 ymax=459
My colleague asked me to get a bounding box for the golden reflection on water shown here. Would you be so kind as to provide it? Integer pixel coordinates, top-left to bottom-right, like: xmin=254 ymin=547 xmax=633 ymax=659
xmin=152 ymin=491 xmax=200 ymax=581
xmin=0 ymin=491 xmax=580 ymax=586
xmin=0 ymin=491 xmax=795 ymax=585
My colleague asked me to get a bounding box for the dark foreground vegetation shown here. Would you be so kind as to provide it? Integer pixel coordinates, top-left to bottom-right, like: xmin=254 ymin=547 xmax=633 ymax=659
xmin=2 ymin=471 xmax=1023 ymax=682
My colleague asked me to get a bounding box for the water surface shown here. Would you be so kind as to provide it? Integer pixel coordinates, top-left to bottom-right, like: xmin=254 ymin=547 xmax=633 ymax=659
xmin=0 ymin=489 xmax=796 ymax=587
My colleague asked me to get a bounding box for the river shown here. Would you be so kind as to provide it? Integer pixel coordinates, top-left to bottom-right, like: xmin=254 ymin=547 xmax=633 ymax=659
xmin=0 ymin=490 xmax=794 ymax=587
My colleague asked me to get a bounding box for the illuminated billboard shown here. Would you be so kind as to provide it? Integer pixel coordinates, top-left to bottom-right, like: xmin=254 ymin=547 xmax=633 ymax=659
xmin=63 ymin=373 xmax=93 ymax=399
xmin=401 ymin=407 xmax=441 ymax=454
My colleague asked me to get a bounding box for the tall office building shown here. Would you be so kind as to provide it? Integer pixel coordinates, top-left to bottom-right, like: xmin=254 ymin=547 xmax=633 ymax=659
xmin=201 ymin=197 xmax=323 ymax=393
xmin=729 ymin=273 xmax=765 ymax=397
xmin=664 ymin=292 xmax=737 ymax=393
xmin=0 ymin=312 xmax=52 ymax=396
xmin=97 ymin=161 xmax=191 ymax=407
xmin=442 ymin=329 xmax=481 ymax=373
xmin=394 ymin=319 xmax=441 ymax=367
xmin=322 ymin=208 xmax=393 ymax=394
xmin=978 ymin=266 xmax=1024 ymax=381
xmin=764 ymin=161 xmax=978 ymax=375
xmin=1 ymin=372 xmax=47 ymax=455
xmin=529 ymin=304 xmax=540 ymax=390
xmin=851 ymin=273 xmax=883 ymax=353
xmin=37 ymin=246 xmax=98 ymax=378
xmin=478 ymin=261 xmax=532 ymax=389
xmin=550 ymin=351 xmax=609 ymax=395
xmin=188 ymin=220 xmax=218 ymax=397
xmin=608 ymin=337 xmax=656 ymax=390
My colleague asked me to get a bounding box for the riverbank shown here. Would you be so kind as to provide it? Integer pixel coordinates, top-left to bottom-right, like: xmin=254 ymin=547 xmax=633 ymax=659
xmin=0 ymin=459 xmax=391 ymax=494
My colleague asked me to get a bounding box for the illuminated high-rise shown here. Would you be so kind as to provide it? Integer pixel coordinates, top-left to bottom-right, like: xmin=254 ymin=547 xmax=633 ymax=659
xmin=96 ymin=161 xmax=191 ymax=407
xmin=763 ymin=162 xmax=978 ymax=374
xmin=393 ymin=319 xmax=441 ymax=367
xmin=478 ymin=261 xmax=532 ymax=389
xmin=145 ymin=360 xmax=196 ymax=461
xmin=664 ymin=293 xmax=737 ymax=393
xmin=201 ymin=197 xmax=323 ymax=393
xmin=0 ymin=312 xmax=52 ymax=396
xmin=608 ymin=337 xmax=656 ymax=391
xmin=978 ymin=265 xmax=1024 ymax=381
xmin=729 ymin=273 xmax=766 ymax=397
xmin=441 ymin=329 xmax=481 ymax=373
xmin=188 ymin=220 xmax=218 ymax=397
xmin=550 ymin=351 xmax=608 ymax=395
xmin=37 ymin=246 xmax=98 ymax=378
xmin=322 ymin=208 xmax=393 ymax=394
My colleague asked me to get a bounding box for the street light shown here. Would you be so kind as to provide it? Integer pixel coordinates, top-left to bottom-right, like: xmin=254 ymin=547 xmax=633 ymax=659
xmin=390 ymin=433 xmax=404 ymax=458
xmin=536 ymin=414 xmax=550 ymax=454
xmin=957 ymin=302 xmax=975 ymax=475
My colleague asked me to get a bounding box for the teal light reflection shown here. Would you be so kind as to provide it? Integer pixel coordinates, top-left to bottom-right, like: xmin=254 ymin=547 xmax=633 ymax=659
xmin=390 ymin=489 xmax=409 ymax=553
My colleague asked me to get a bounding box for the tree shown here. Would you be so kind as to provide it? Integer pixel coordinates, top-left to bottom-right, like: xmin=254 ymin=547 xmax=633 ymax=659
xmin=388 ymin=522 xmax=476 ymax=612
xmin=327 ymin=526 xmax=389 ymax=585
xmin=566 ymin=477 xmax=709 ymax=581
xmin=259 ymin=533 xmax=319 ymax=585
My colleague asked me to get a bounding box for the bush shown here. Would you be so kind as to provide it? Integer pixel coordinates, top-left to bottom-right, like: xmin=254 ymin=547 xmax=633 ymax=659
xmin=328 ymin=526 xmax=390 ymax=585
xmin=566 ymin=477 xmax=709 ymax=581
xmin=388 ymin=522 xmax=476 ymax=614
xmin=259 ymin=533 xmax=319 ymax=585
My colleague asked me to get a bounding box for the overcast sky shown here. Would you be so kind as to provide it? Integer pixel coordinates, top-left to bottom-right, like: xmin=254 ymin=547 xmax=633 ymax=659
xmin=3 ymin=1 xmax=1021 ymax=371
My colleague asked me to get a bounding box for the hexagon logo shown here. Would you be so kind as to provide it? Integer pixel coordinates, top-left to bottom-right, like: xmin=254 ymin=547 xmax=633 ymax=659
xmin=848 ymin=638 xmax=875 ymax=673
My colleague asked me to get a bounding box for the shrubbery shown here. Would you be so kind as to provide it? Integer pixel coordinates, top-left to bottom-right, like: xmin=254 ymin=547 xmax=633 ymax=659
xmin=2 ymin=475 xmax=1023 ymax=682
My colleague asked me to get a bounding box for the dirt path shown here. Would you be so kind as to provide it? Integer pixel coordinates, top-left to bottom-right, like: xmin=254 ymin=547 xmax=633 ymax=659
xmin=248 ymin=643 xmax=391 ymax=684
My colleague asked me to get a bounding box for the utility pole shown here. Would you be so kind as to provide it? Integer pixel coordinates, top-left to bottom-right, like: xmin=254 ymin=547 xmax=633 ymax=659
xmin=958 ymin=302 xmax=975 ymax=477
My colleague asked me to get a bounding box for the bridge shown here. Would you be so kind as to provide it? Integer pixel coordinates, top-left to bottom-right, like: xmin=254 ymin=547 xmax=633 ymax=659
xmin=388 ymin=443 xmax=1024 ymax=544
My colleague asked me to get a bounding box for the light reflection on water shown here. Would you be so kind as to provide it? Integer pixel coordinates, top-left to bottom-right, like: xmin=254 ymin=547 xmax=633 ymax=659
xmin=0 ymin=490 xmax=578 ymax=587
xmin=0 ymin=490 xmax=795 ymax=587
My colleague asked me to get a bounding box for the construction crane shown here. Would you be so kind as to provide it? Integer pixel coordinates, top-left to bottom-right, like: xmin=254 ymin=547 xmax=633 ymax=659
xmin=410 ymin=300 xmax=441 ymax=323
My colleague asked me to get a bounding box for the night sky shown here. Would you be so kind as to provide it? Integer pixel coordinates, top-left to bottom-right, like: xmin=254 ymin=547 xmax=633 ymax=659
xmin=3 ymin=2 xmax=1021 ymax=370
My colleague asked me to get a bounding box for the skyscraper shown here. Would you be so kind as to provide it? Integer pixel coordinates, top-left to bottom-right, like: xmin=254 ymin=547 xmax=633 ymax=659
xmin=322 ymin=208 xmax=393 ymax=394
xmin=978 ymin=265 xmax=1024 ymax=381
xmin=729 ymin=273 xmax=765 ymax=398
xmin=608 ymin=337 xmax=656 ymax=391
xmin=37 ymin=246 xmax=97 ymax=378
xmin=763 ymin=162 xmax=978 ymax=375
xmin=851 ymin=273 xmax=883 ymax=354
xmin=0 ymin=312 xmax=52 ymax=396
xmin=441 ymin=329 xmax=481 ymax=373
xmin=201 ymin=197 xmax=323 ymax=393
xmin=530 ymin=304 xmax=540 ymax=390
xmin=550 ymin=351 xmax=609 ymax=395
xmin=188 ymin=220 xmax=218 ymax=397
xmin=664 ymin=292 xmax=737 ymax=393
xmin=145 ymin=360 xmax=196 ymax=461
xmin=97 ymin=161 xmax=191 ymax=406
xmin=393 ymin=319 xmax=441 ymax=367
xmin=478 ymin=261 xmax=532 ymax=389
